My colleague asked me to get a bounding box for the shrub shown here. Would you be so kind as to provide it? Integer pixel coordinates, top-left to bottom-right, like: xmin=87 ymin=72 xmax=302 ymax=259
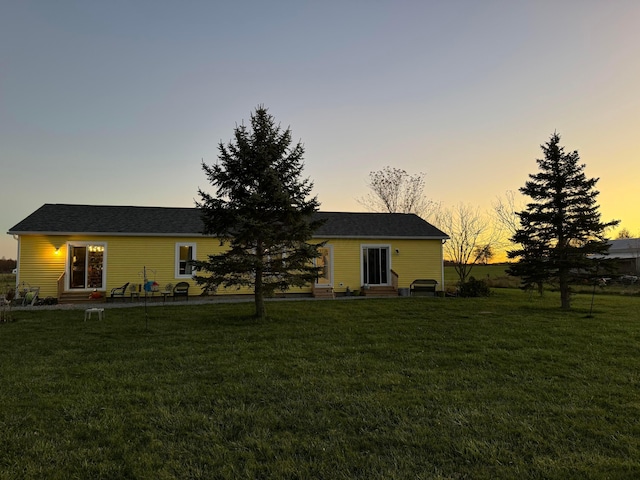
xmin=486 ymin=275 xmax=521 ymax=289
xmin=5 ymin=288 xmax=15 ymax=302
xmin=458 ymin=276 xmax=491 ymax=297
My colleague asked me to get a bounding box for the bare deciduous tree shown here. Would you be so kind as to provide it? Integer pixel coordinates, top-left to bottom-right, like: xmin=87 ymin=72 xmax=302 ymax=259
xmin=436 ymin=203 xmax=498 ymax=284
xmin=492 ymin=190 xmax=522 ymax=238
xmin=474 ymin=244 xmax=494 ymax=265
xmin=491 ymin=190 xmax=525 ymax=261
xmin=358 ymin=166 xmax=438 ymax=220
xmin=616 ymin=227 xmax=633 ymax=239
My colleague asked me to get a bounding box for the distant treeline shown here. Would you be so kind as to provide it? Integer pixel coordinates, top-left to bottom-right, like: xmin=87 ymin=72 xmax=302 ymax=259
xmin=443 ymin=260 xmax=511 ymax=266
xmin=0 ymin=258 xmax=16 ymax=273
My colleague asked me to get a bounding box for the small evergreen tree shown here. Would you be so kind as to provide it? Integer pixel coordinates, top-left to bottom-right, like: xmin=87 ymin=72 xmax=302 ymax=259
xmin=507 ymin=132 xmax=618 ymax=309
xmin=194 ymin=106 xmax=325 ymax=319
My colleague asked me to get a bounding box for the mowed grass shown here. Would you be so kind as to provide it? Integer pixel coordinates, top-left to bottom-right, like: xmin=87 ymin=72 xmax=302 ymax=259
xmin=1 ymin=291 xmax=640 ymax=479
xmin=437 ymin=263 xmax=518 ymax=288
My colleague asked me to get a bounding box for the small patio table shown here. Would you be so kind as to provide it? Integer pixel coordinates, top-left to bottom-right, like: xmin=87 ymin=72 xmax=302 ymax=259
xmin=84 ymin=308 xmax=105 ymax=321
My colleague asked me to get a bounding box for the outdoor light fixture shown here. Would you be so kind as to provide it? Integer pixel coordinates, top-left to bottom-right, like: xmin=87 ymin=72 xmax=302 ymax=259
xmin=395 ymin=248 xmax=400 ymax=254
xmin=54 ymin=247 xmax=60 ymax=255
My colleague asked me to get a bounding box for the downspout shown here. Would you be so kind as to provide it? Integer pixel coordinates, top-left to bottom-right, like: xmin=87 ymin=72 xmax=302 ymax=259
xmin=441 ymin=238 xmax=447 ymax=295
xmin=13 ymin=235 xmax=19 ymax=287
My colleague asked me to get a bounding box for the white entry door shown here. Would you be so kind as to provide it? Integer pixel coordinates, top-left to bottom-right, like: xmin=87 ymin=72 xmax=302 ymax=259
xmin=315 ymin=246 xmax=332 ymax=286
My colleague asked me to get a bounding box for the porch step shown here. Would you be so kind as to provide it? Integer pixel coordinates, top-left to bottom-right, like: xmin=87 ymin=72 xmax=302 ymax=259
xmin=59 ymin=291 xmax=107 ymax=304
xmin=362 ymin=286 xmax=398 ymax=297
xmin=312 ymin=286 xmax=335 ymax=299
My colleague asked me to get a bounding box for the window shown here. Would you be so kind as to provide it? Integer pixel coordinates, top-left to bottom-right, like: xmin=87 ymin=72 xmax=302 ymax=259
xmin=263 ymin=246 xmax=289 ymax=280
xmin=314 ymin=245 xmax=333 ymax=286
xmin=175 ymin=243 xmax=196 ymax=278
xmin=362 ymin=245 xmax=390 ymax=286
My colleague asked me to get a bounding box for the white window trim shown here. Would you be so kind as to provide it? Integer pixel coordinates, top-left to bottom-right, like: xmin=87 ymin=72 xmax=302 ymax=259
xmin=360 ymin=244 xmax=392 ymax=287
xmin=175 ymin=242 xmax=197 ymax=279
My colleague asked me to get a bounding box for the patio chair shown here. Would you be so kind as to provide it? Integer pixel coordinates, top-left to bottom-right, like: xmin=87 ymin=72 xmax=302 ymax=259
xmin=16 ymin=282 xmax=40 ymax=306
xmin=173 ymin=282 xmax=189 ymax=301
xmin=24 ymin=287 xmax=40 ymax=306
xmin=110 ymin=282 xmax=129 ymax=302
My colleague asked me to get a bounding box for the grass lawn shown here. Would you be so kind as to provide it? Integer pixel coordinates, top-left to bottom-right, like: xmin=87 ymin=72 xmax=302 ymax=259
xmin=1 ymin=290 xmax=640 ymax=479
xmin=444 ymin=264 xmax=515 ymax=289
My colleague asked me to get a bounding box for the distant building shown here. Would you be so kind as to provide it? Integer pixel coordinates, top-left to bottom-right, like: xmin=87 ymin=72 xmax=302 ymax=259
xmin=600 ymin=238 xmax=640 ymax=274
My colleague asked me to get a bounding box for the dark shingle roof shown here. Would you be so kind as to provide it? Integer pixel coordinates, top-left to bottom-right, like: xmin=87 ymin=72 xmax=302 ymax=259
xmin=313 ymin=211 xmax=448 ymax=238
xmin=8 ymin=204 xmax=203 ymax=235
xmin=8 ymin=204 xmax=448 ymax=239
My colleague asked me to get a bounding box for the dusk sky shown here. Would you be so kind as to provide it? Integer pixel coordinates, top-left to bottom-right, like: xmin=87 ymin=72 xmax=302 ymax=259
xmin=2 ymin=1 xmax=639 ymax=259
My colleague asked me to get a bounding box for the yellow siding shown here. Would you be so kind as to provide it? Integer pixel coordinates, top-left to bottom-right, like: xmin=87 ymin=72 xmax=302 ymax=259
xmin=103 ymin=236 xmax=252 ymax=294
xmin=320 ymin=238 xmax=444 ymax=293
xmin=17 ymin=236 xmax=68 ymax=298
xmin=17 ymin=234 xmax=443 ymax=298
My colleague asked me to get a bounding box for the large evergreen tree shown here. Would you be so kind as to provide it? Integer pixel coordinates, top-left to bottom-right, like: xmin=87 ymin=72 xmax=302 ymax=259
xmin=507 ymin=132 xmax=618 ymax=309
xmin=193 ymin=106 xmax=325 ymax=318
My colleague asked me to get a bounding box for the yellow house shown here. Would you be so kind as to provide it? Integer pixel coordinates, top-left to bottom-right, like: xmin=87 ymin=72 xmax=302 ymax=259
xmin=8 ymin=204 xmax=449 ymax=302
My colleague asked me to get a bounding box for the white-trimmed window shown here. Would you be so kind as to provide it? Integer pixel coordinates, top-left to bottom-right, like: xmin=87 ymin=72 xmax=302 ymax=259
xmin=264 ymin=246 xmax=288 ymax=279
xmin=175 ymin=243 xmax=196 ymax=278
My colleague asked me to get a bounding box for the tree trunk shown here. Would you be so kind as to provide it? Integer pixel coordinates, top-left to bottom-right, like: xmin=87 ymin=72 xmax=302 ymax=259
xmin=559 ymin=268 xmax=571 ymax=309
xmin=254 ymin=290 xmax=265 ymax=319
xmin=254 ymin=260 xmax=266 ymax=319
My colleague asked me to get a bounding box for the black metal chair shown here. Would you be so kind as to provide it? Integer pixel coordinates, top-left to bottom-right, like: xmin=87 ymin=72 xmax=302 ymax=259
xmin=173 ymin=282 xmax=189 ymax=301
xmin=110 ymin=282 xmax=129 ymax=302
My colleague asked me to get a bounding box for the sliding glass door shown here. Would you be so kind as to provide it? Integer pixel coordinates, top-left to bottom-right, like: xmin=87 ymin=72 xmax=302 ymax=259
xmin=362 ymin=245 xmax=390 ymax=286
xmin=69 ymin=244 xmax=105 ymax=289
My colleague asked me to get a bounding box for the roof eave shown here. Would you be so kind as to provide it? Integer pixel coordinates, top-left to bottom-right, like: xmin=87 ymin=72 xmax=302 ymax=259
xmin=9 ymin=231 xmax=449 ymax=240
xmin=8 ymin=231 xmax=208 ymax=238
xmin=314 ymin=235 xmax=449 ymax=240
